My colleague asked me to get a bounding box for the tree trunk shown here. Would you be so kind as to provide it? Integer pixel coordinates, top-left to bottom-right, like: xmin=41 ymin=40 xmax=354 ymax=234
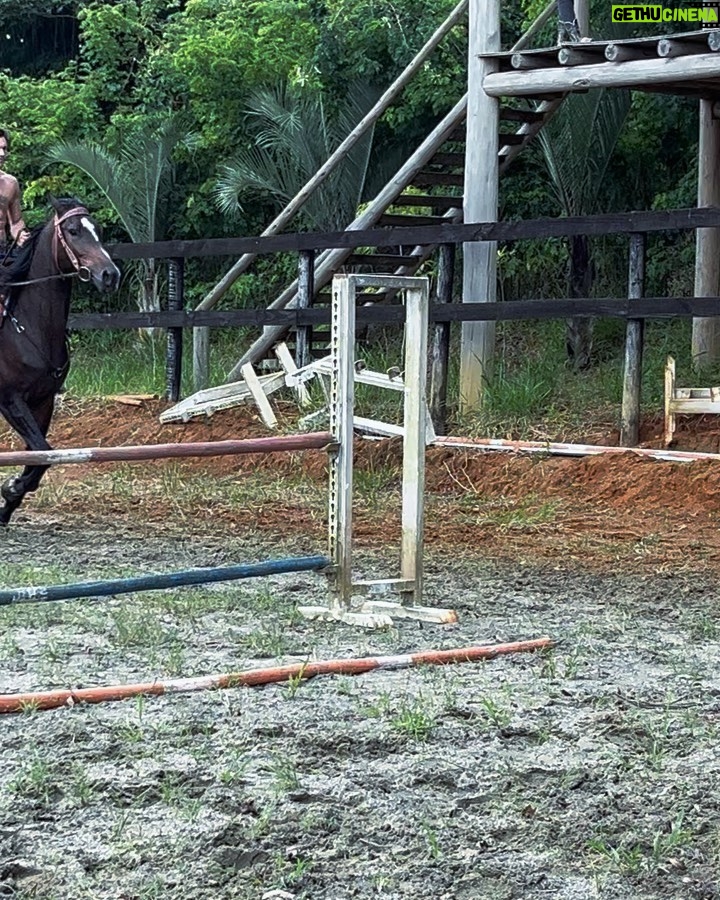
xmin=565 ymin=234 xmax=593 ymax=370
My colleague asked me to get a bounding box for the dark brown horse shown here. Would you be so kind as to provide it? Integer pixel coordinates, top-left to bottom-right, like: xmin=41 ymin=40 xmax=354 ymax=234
xmin=0 ymin=196 xmax=120 ymax=524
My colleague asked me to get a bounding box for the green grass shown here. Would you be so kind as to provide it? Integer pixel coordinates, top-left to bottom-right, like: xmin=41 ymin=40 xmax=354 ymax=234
xmin=63 ymin=314 xmax=709 ymax=441
xmin=65 ymin=329 xmax=250 ymax=398
xmin=450 ymin=316 xmax=705 ymax=439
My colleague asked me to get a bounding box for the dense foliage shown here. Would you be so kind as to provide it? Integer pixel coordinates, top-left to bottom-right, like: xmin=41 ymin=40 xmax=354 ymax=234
xmin=0 ymin=0 xmax=699 ymax=312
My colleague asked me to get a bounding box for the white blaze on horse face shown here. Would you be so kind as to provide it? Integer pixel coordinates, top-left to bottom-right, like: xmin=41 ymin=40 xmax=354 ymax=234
xmin=80 ymin=216 xmax=113 ymax=264
xmin=80 ymin=217 xmax=100 ymax=244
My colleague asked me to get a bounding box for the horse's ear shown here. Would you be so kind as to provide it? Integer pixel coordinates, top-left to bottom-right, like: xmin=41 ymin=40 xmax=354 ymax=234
xmin=46 ymin=193 xmax=60 ymax=212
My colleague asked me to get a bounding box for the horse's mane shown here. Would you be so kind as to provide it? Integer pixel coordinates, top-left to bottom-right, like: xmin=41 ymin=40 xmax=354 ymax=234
xmin=0 ymin=197 xmax=83 ymax=292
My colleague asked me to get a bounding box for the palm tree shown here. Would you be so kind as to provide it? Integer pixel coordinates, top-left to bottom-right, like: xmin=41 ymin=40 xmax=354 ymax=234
xmin=45 ymin=117 xmax=195 ymax=312
xmin=538 ymin=88 xmax=630 ymax=369
xmin=214 ymin=82 xmax=378 ymax=233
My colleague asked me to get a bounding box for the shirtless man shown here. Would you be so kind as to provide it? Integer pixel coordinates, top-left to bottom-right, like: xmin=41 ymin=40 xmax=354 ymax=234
xmin=0 ymin=129 xmax=30 ymax=253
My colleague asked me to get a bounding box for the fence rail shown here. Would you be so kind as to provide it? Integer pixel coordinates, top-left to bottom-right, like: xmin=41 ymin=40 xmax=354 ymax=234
xmin=79 ymin=205 xmax=720 ymax=450
xmin=68 ymin=295 xmax=720 ymax=331
xmin=105 ymin=206 xmax=720 ymax=260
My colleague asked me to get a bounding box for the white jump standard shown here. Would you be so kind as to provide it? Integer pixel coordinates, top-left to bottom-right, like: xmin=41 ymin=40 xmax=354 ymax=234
xmin=298 ymin=274 xmax=457 ymax=627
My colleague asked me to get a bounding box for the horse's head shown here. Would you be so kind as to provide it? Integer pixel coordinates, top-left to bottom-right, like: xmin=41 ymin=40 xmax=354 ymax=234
xmin=48 ymin=195 xmax=120 ymax=294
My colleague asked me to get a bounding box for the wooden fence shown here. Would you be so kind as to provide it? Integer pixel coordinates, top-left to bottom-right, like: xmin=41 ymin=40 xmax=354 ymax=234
xmin=76 ymin=205 xmax=720 ymax=445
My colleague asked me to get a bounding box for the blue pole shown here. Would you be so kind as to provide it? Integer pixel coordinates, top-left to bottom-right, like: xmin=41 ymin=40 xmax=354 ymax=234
xmin=0 ymin=556 xmax=330 ymax=607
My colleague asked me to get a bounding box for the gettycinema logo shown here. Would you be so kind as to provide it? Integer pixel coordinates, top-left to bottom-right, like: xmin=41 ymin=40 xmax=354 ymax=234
xmin=611 ymin=3 xmax=719 ymax=23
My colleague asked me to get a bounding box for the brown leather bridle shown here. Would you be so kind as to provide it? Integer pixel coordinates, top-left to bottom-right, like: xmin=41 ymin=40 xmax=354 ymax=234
xmin=52 ymin=206 xmax=92 ymax=282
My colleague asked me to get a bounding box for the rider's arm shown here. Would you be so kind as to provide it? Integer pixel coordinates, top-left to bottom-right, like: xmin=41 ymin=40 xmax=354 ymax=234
xmin=7 ymin=178 xmax=29 ymax=246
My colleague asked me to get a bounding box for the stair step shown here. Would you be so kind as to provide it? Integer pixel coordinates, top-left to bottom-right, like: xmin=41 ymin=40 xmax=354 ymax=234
xmin=412 ymin=172 xmax=464 ymax=187
xmin=394 ymin=194 xmax=463 ymax=209
xmin=347 ymin=253 xmax=422 ymax=268
xmin=379 ymin=213 xmax=452 ymax=227
xmin=500 ymin=106 xmax=545 ymax=124
xmin=314 ymin=291 xmax=394 ymax=305
xmin=499 ymin=132 xmax=525 ymax=147
xmin=428 ymin=151 xmax=465 ymax=167
xmin=447 ymin=127 xmax=467 ymax=142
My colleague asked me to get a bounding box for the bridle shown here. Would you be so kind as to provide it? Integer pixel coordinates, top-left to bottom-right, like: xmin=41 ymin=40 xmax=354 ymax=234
xmin=51 ymin=206 xmax=93 ymax=283
xmin=1 ymin=207 xmax=97 ymax=289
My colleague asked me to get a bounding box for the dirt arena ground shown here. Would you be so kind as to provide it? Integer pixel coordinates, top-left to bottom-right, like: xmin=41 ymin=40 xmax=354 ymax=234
xmin=1 ymin=400 xmax=720 ymax=899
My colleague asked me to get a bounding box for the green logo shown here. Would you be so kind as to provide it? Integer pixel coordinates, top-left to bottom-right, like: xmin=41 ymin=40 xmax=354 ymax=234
xmin=611 ymin=4 xmax=719 ymax=22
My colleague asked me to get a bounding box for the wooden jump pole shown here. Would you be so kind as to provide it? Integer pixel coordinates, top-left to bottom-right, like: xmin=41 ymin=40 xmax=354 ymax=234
xmin=0 ymin=432 xmax=333 ymax=467
xmin=0 ymin=638 xmax=554 ymax=713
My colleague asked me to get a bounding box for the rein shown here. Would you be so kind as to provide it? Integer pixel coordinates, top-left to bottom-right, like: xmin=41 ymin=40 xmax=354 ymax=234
xmin=1 ymin=207 xmax=94 ymax=289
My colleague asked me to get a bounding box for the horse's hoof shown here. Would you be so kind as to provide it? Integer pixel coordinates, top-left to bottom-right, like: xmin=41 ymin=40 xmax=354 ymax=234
xmin=1 ymin=476 xmax=22 ymax=504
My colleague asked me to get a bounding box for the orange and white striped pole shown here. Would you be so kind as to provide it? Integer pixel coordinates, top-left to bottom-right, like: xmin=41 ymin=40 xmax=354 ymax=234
xmin=0 ymin=637 xmax=553 ymax=713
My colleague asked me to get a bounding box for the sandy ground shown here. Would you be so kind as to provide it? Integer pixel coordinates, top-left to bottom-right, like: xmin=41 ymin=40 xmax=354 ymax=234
xmin=0 ymin=400 xmax=719 ymax=898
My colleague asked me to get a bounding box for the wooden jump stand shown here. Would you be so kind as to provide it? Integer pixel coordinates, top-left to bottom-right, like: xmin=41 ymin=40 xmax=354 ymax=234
xmin=297 ymin=274 xmax=456 ymax=628
xmin=664 ymin=355 xmax=720 ymax=446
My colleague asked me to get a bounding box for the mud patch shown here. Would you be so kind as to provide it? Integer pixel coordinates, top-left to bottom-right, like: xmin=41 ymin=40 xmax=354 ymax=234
xmin=0 ymin=521 xmax=719 ymax=899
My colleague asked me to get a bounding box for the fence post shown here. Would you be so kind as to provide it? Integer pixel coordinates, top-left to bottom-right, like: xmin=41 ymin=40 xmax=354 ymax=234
xmin=296 ymin=250 xmax=315 ymax=368
xmin=166 ymin=258 xmax=184 ymax=402
xmin=193 ymin=327 xmax=210 ymax=392
xmin=620 ymin=232 xmax=646 ymax=447
xmin=429 ymin=244 xmax=455 ymax=434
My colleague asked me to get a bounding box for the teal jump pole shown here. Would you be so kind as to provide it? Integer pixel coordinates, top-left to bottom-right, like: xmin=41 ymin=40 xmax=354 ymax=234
xmin=0 ymin=556 xmax=330 ymax=606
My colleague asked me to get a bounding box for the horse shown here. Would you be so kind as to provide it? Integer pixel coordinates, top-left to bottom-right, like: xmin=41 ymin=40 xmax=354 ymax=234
xmin=0 ymin=195 xmax=120 ymax=525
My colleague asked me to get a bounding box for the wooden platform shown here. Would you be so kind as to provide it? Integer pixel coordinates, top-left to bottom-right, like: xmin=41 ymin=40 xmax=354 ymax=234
xmin=664 ymin=355 xmax=720 ymax=445
xmin=482 ymin=30 xmax=720 ymax=99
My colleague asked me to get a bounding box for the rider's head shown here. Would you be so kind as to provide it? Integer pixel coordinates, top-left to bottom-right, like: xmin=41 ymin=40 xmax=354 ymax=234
xmin=0 ymin=130 xmax=10 ymax=168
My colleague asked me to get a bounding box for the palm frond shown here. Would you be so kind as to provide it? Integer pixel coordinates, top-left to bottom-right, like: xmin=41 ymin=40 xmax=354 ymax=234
xmin=214 ymin=81 xmax=378 ymax=231
xmin=539 ymin=88 xmax=631 ymax=216
xmin=43 ymin=141 xmax=143 ymax=241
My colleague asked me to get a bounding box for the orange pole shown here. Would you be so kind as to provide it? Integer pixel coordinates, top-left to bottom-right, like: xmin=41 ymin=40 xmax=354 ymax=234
xmin=0 ymin=637 xmax=553 ymax=713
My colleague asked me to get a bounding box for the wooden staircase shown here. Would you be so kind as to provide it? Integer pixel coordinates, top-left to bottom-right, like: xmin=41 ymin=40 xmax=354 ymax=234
xmin=226 ymin=91 xmax=565 ymax=379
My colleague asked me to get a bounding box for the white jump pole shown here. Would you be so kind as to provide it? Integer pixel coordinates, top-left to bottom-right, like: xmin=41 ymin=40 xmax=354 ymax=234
xmin=298 ymin=274 xmax=456 ymax=627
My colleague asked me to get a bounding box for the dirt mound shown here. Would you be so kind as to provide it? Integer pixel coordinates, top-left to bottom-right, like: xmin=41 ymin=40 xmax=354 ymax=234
xmin=1 ymin=396 xmax=720 ymax=570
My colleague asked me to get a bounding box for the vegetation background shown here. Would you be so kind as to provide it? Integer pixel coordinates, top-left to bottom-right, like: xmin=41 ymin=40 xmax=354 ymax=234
xmin=0 ymin=0 xmax=705 ymax=435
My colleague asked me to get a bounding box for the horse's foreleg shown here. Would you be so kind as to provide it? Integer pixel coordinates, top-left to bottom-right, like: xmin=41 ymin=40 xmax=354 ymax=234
xmin=0 ymin=395 xmax=54 ymax=525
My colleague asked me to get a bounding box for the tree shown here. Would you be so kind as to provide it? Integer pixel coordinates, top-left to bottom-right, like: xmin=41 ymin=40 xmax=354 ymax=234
xmin=538 ymin=88 xmax=630 ymax=369
xmin=214 ymin=82 xmax=378 ymax=233
xmin=45 ymin=116 xmax=196 ymax=313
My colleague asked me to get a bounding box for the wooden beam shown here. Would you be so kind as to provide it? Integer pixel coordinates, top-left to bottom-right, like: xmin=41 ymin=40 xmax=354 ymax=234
xmin=165 ymin=258 xmax=184 ymax=402
xmin=692 ymin=99 xmax=720 ymax=367
xmin=620 ymin=234 xmax=646 ymax=447
xmin=461 ymin=0 xmax=499 ymax=411
xmin=66 ymin=295 xmax=720 ymax=332
xmin=511 ymin=51 xmax=557 ymax=70
xmin=429 ymin=244 xmax=454 ymax=434
xmin=558 ymin=47 xmax=605 ymax=66
xmin=605 ymin=44 xmax=655 ymax=62
xmin=658 ymin=38 xmax=713 ymax=59
xmin=483 ymin=53 xmax=720 ymax=97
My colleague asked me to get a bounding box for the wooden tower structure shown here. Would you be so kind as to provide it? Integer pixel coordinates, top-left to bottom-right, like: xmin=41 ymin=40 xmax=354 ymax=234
xmin=463 ymin=0 xmax=720 ymax=405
